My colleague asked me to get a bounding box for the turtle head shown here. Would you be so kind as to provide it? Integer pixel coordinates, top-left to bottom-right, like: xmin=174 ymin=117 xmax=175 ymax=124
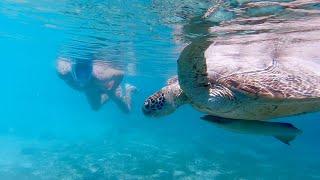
xmin=142 ymin=77 xmax=188 ymax=117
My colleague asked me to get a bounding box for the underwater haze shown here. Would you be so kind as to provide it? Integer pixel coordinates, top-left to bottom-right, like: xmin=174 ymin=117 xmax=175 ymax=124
xmin=1 ymin=0 xmax=320 ymax=179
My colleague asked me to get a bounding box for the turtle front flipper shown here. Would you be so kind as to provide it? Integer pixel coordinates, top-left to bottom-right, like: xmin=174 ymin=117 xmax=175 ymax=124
xmin=201 ymin=115 xmax=302 ymax=145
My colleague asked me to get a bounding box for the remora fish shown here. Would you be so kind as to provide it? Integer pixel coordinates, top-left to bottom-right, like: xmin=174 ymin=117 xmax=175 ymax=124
xmin=201 ymin=115 xmax=302 ymax=145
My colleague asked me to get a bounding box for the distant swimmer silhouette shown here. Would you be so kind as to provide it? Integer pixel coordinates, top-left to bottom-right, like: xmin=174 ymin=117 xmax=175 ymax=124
xmin=57 ymin=57 xmax=136 ymax=112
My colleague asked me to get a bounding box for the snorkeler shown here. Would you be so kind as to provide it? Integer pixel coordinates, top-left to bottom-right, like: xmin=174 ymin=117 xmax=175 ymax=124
xmin=56 ymin=57 xmax=136 ymax=112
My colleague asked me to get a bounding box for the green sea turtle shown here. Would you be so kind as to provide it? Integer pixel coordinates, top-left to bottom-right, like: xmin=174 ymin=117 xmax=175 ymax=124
xmin=142 ymin=22 xmax=320 ymax=144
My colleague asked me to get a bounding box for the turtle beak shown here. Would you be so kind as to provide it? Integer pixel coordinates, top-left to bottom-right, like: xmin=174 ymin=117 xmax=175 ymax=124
xmin=142 ymin=101 xmax=154 ymax=116
xmin=142 ymin=106 xmax=151 ymax=115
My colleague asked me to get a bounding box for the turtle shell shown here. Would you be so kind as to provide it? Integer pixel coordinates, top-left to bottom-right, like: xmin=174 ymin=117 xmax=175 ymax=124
xmin=177 ymin=18 xmax=320 ymax=120
xmin=178 ymin=19 xmax=320 ymax=101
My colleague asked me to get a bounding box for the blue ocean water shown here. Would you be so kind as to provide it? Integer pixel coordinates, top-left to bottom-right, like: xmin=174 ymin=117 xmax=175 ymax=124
xmin=0 ymin=0 xmax=320 ymax=179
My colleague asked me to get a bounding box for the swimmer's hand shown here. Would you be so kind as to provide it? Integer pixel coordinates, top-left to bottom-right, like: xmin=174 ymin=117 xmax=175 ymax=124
xmin=101 ymin=93 xmax=109 ymax=104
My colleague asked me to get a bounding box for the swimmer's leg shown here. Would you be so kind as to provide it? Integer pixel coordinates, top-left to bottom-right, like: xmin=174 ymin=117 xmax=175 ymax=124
xmin=111 ymin=86 xmax=130 ymax=113
xmin=111 ymin=84 xmax=137 ymax=113
xmin=123 ymin=83 xmax=137 ymax=110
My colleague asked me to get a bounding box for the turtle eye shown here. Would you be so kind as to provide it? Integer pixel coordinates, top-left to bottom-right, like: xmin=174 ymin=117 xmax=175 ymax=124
xmin=144 ymin=101 xmax=150 ymax=109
